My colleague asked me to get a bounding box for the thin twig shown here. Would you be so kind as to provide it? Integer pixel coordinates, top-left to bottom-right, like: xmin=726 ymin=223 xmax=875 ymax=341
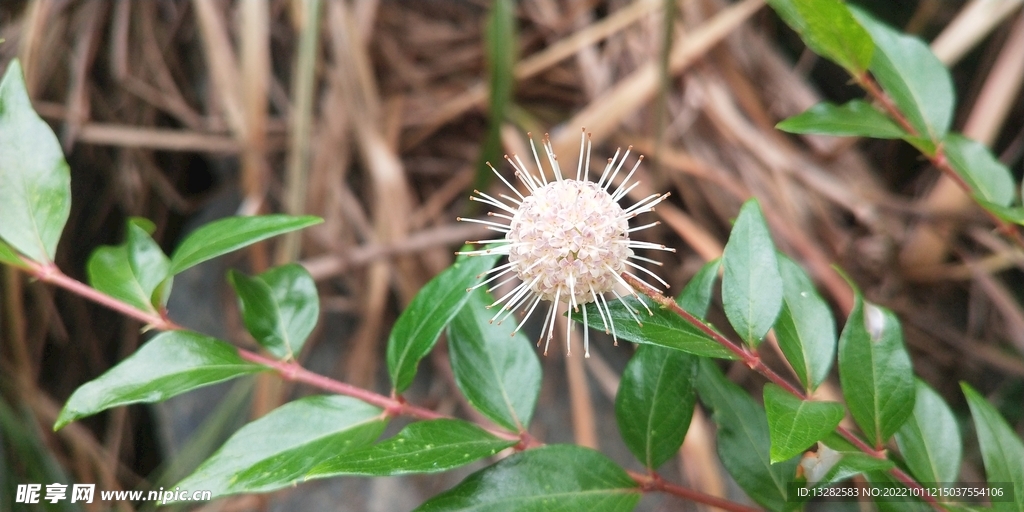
xmin=623 ymin=272 xmax=946 ymax=511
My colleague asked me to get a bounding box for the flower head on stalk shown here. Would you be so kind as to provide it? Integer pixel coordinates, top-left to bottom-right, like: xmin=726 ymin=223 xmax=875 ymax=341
xmin=458 ymin=129 xmax=674 ymax=357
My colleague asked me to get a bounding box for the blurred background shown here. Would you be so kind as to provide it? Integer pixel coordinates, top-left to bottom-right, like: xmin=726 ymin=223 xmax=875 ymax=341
xmin=1 ymin=0 xmax=1023 ymax=510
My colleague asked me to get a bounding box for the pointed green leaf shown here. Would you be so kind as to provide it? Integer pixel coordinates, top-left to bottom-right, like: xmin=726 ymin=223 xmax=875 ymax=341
xmin=416 ymin=444 xmax=640 ymax=512
xmin=307 ymin=419 xmax=515 ymax=478
xmin=0 ymin=59 xmax=72 ymax=263
xmin=168 ymin=215 xmax=322 ymax=275
xmin=697 ymin=360 xmax=799 ymax=511
xmin=388 ymin=252 xmax=500 ymax=393
xmin=962 ymin=383 xmax=1024 ymax=512
xmin=943 ymin=134 xmax=1015 ymax=208
xmin=776 ymin=100 xmax=906 ymax=139
xmin=676 ymin=258 xmax=720 ymax=319
xmin=228 ymin=264 xmax=319 ymax=360
xmin=837 ymin=295 xmax=915 ymax=447
xmin=763 ymin=384 xmax=844 ymax=463
xmin=790 ymin=0 xmax=874 ymax=74
xmin=722 ymin=199 xmax=783 ymax=346
xmin=55 ymin=331 xmax=265 ymax=430
xmin=774 ymin=255 xmax=836 ymax=391
xmin=895 ymin=380 xmax=961 ymax=484
xmin=852 ymin=8 xmax=954 ymax=141
xmin=176 ymin=395 xmax=386 ymax=498
xmin=448 ymin=287 xmax=541 ymax=431
xmin=583 ymin=297 xmax=738 ymax=359
xmin=86 ymin=223 xmax=172 ymax=315
xmin=616 ymin=345 xmax=697 ymax=470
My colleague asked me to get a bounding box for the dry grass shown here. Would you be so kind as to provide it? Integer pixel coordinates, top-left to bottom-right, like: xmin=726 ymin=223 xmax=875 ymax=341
xmin=1 ymin=0 xmax=1023 ymax=509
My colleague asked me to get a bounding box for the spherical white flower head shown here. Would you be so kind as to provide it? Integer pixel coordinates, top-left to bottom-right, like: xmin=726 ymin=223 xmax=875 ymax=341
xmin=459 ymin=129 xmax=673 ymax=357
xmin=508 ymin=179 xmax=631 ymax=303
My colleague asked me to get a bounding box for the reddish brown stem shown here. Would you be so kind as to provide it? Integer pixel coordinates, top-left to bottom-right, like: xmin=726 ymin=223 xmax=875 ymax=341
xmin=629 ymin=470 xmax=762 ymax=512
xmin=624 ymin=273 xmax=946 ymax=511
xmin=16 ymin=257 xmax=783 ymax=511
xmin=856 ymin=72 xmax=1024 ymax=251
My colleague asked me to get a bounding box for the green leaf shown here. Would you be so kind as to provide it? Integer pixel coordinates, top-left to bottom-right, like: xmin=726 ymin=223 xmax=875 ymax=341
xmin=895 ymin=379 xmax=961 ymax=484
xmin=448 ymin=287 xmax=541 ymax=431
xmin=791 ymin=0 xmax=874 ymax=74
xmin=837 ymin=295 xmax=915 ymax=447
xmin=676 ymin=258 xmax=720 ymax=319
xmin=980 ymin=201 xmax=1024 ymax=225
xmin=962 ymin=383 xmax=1024 ymax=512
xmin=168 ymin=215 xmax=322 ymax=275
xmin=387 ymin=252 xmax=500 ymax=393
xmin=228 ymin=264 xmax=319 ymax=360
xmin=54 ymin=331 xmax=265 ymax=430
xmin=416 ymin=444 xmax=640 ymax=512
xmin=582 ymin=297 xmax=738 ymax=359
xmin=864 ymin=471 xmax=933 ymax=512
xmin=86 ymin=223 xmax=172 ymax=315
xmin=616 ymin=345 xmax=697 ymax=469
xmin=763 ymin=384 xmax=844 ymax=463
xmin=943 ymin=134 xmax=1016 ymax=208
xmin=774 ymin=255 xmax=836 ymax=391
xmin=721 ymin=199 xmax=783 ymax=346
xmin=852 ymin=8 xmax=954 ymax=141
xmin=0 ymin=59 xmax=72 ymax=263
xmin=307 ymin=419 xmax=515 ymax=479
xmin=776 ymin=100 xmax=906 ymax=139
xmin=0 ymin=240 xmax=29 ymax=269
xmin=176 ymin=395 xmax=386 ymax=498
xmin=696 ymin=360 xmax=799 ymax=511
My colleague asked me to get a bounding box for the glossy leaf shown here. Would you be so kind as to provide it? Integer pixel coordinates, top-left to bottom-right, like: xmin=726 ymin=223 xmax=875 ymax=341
xmin=763 ymin=384 xmax=844 ymax=463
xmin=837 ymin=295 xmax=915 ymax=447
xmin=388 ymin=252 xmax=500 ymax=393
xmin=895 ymin=380 xmax=961 ymax=484
xmin=177 ymin=395 xmax=386 ymax=497
xmin=696 ymin=360 xmax=799 ymax=511
xmin=721 ymin=199 xmax=783 ymax=346
xmin=0 ymin=59 xmax=72 ymax=263
xmin=776 ymin=100 xmax=905 ymax=139
xmin=168 ymin=215 xmax=322 ymax=275
xmin=228 ymin=264 xmax=319 ymax=360
xmin=943 ymin=134 xmax=1015 ymax=208
xmin=852 ymin=8 xmax=954 ymax=141
xmin=87 ymin=222 xmax=171 ymax=315
xmin=583 ymin=297 xmax=738 ymax=360
xmin=790 ymin=0 xmax=874 ymax=74
xmin=307 ymin=419 xmax=515 ymax=478
xmin=774 ymin=255 xmax=836 ymax=391
xmin=448 ymin=288 xmax=541 ymax=431
xmin=676 ymin=258 xmax=720 ymax=319
xmin=616 ymin=345 xmax=697 ymax=469
xmin=55 ymin=331 xmax=265 ymax=430
xmin=962 ymin=383 xmax=1024 ymax=512
xmin=416 ymin=444 xmax=640 ymax=512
